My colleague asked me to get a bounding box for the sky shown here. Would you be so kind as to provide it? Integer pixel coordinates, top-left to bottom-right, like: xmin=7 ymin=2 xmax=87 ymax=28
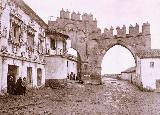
xmin=23 ymin=0 xmax=160 ymax=74
xmin=101 ymin=45 xmax=135 ymax=74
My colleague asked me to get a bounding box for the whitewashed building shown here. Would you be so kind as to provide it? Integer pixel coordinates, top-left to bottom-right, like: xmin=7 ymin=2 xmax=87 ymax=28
xmin=45 ymin=30 xmax=78 ymax=85
xmin=0 ymin=0 xmax=48 ymax=92
xmin=45 ymin=30 xmax=77 ymax=85
xmin=121 ymin=67 xmax=136 ymax=83
xmin=136 ymin=50 xmax=160 ymax=91
xmin=0 ymin=0 xmax=79 ymax=92
xmin=67 ymin=54 xmax=78 ymax=78
xmin=45 ymin=30 xmax=68 ymax=80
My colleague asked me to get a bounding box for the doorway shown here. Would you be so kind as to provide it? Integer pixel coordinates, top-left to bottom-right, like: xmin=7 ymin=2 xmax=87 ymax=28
xmin=27 ymin=67 xmax=32 ymax=84
xmin=7 ymin=65 xmax=18 ymax=93
xmin=37 ymin=68 xmax=42 ymax=86
xmin=7 ymin=65 xmax=18 ymax=82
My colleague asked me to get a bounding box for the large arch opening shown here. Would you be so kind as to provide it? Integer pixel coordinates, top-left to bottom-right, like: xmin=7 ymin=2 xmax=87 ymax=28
xmin=66 ymin=48 xmax=81 ymax=80
xmin=101 ymin=45 xmax=136 ymax=76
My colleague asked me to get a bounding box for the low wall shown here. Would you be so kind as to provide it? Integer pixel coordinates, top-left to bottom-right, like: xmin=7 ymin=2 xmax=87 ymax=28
xmin=81 ymin=74 xmax=102 ymax=85
xmin=45 ymin=79 xmax=67 ymax=88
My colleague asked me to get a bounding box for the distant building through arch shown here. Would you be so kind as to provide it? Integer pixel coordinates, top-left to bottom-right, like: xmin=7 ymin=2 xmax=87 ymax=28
xmin=101 ymin=45 xmax=136 ymax=75
xmin=66 ymin=48 xmax=81 ymax=80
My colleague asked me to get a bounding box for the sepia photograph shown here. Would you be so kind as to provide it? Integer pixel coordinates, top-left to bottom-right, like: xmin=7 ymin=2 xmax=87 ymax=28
xmin=0 ymin=0 xmax=160 ymax=114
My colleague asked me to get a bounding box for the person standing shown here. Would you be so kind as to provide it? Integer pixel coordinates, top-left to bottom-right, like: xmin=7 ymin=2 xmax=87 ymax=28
xmin=22 ymin=77 xmax=27 ymax=95
xmin=70 ymin=72 xmax=74 ymax=80
xmin=7 ymin=75 xmax=15 ymax=95
xmin=73 ymin=74 xmax=76 ymax=80
xmin=15 ymin=77 xmax=23 ymax=95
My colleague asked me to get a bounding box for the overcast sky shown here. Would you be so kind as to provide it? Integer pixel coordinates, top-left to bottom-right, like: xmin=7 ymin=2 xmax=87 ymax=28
xmin=23 ymin=0 xmax=160 ymax=74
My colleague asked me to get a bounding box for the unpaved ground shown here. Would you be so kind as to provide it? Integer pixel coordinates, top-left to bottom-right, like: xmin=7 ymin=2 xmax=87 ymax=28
xmin=0 ymin=78 xmax=160 ymax=115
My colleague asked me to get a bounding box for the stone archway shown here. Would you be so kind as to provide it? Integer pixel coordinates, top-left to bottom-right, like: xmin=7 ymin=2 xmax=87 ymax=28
xmin=48 ymin=9 xmax=151 ymax=84
xmin=100 ymin=43 xmax=137 ymax=69
xmin=66 ymin=47 xmax=82 ymax=79
xmin=101 ymin=44 xmax=136 ymax=75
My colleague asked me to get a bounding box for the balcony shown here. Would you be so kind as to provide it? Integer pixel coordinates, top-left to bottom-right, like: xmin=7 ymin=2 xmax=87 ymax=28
xmin=46 ymin=48 xmax=64 ymax=56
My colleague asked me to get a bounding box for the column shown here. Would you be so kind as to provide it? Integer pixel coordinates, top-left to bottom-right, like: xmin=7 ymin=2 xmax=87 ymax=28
xmin=2 ymin=57 xmax=8 ymax=92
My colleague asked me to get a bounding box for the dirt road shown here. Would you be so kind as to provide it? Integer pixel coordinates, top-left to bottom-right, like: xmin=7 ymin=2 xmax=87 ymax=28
xmin=0 ymin=78 xmax=160 ymax=115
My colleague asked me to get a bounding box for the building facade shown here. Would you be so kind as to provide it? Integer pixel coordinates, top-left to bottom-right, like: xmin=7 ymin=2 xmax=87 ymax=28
xmin=45 ymin=30 xmax=68 ymax=81
xmin=136 ymin=50 xmax=160 ymax=91
xmin=0 ymin=0 xmax=48 ymax=92
xmin=0 ymin=0 xmax=78 ymax=92
xmin=121 ymin=67 xmax=136 ymax=83
xmin=45 ymin=30 xmax=78 ymax=85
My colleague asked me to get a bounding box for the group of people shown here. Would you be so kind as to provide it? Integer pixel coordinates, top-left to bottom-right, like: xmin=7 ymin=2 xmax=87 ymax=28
xmin=67 ymin=72 xmax=76 ymax=80
xmin=67 ymin=72 xmax=81 ymax=81
xmin=7 ymin=75 xmax=27 ymax=95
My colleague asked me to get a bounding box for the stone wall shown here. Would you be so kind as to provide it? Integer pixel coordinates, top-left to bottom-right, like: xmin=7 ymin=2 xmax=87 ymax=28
xmin=120 ymin=73 xmax=135 ymax=82
xmin=48 ymin=9 xmax=151 ymax=84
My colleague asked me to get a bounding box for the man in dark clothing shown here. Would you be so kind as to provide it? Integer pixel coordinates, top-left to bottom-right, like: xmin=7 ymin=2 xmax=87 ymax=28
xmin=70 ymin=72 xmax=74 ymax=80
xmin=73 ymin=74 xmax=76 ymax=80
xmin=7 ymin=75 xmax=15 ymax=95
xmin=22 ymin=77 xmax=27 ymax=95
xmin=15 ymin=77 xmax=23 ymax=95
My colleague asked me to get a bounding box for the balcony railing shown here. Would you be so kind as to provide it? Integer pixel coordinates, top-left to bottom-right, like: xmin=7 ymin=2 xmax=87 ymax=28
xmin=47 ymin=48 xmax=64 ymax=56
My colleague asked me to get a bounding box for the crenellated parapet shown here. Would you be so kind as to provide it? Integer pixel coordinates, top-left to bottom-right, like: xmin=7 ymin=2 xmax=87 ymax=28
xmin=55 ymin=9 xmax=98 ymax=33
xmin=60 ymin=8 xmax=70 ymax=19
xmin=102 ymin=22 xmax=150 ymax=38
xmin=82 ymin=13 xmax=93 ymax=21
xmin=103 ymin=26 xmax=114 ymax=38
xmin=71 ymin=11 xmax=81 ymax=20
xmin=117 ymin=23 xmax=150 ymax=37
xmin=59 ymin=8 xmax=97 ymax=23
xmin=116 ymin=25 xmax=126 ymax=38
xmin=55 ymin=9 xmax=151 ymax=40
xmin=57 ymin=9 xmax=151 ymax=39
xmin=142 ymin=22 xmax=150 ymax=35
xmin=129 ymin=23 xmax=139 ymax=36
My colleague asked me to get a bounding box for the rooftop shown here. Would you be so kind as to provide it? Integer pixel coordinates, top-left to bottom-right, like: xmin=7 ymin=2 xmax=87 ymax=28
xmin=136 ymin=49 xmax=160 ymax=59
xmin=11 ymin=0 xmax=48 ymax=29
xmin=121 ymin=67 xmax=136 ymax=73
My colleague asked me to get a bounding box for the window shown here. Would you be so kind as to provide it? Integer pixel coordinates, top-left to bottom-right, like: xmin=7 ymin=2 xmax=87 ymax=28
xmin=13 ymin=27 xmax=17 ymax=37
xmin=63 ymin=41 xmax=66 ymax=52
xmin=67 ymin=61 xmax=69 ymax=67
xmin=27 ymin=35 xmax=34 ymax=50
xmin=38 ymin=35 xmax=44 ymax=54
xmin=12 ymin=23 xmax=20 ymax=44
xmin=150 ymin=62 xmax=154 ymax=68
xmin=38 ymin=40 xmax=43 ymax=54
xmin=27 ymin=67 xmax=32 ymax=84
xmin=51 ymin=39 xmax=56 ymax=50
xmin=27 ymin=26 xmax=35 ymax=52
xmin=37 ymin=68 xmax=42 ymax=86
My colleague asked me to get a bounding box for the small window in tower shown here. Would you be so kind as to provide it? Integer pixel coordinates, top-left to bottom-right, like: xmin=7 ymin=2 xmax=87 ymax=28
xmin=51 ymin=39 xmax=56 ymax=50
xmin=67 ymin=61 xmax=69 ymax=67
xmin=150 ymin=62 xmax=154 ymax=68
